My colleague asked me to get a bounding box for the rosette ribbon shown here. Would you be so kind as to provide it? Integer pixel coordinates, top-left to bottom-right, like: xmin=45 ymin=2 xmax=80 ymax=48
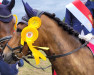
xmin=13 ymin=14 xmax=18 ymax=30
xmin=21 ymin=17 xmax=49 ymax=65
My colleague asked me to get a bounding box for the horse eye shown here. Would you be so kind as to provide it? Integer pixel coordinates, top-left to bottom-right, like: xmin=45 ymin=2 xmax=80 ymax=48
xmin=17 ymin=28 xmax=22 ymax=32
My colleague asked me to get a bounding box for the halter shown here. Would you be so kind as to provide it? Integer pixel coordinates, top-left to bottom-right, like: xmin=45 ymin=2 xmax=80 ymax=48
xmin=0 ymin=36 xmax=12 ymax=50
xmin=6 ymin=43 xmax=24 ymax=60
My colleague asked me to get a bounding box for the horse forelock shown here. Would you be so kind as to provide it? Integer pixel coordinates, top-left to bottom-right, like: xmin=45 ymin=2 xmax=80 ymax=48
xmin=43 ymin=12 xmax=85 ymax=44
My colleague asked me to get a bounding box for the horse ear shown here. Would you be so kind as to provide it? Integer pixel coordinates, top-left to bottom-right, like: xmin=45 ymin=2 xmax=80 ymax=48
xmin=7 ymin=0 xmax=15 ymax=10
xmin=22 ymin=0 xmax=36 ymax=18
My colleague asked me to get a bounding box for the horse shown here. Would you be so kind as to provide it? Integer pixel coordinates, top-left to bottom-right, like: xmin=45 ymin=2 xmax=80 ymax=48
xmin=0 ymin=0 xmax=15 ymax=52
xmin=3 ymin=1 xmax=94 ymax=75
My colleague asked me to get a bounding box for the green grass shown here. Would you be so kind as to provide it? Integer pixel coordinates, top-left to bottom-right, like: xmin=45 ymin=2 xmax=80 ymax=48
xmin=18 ymin=51 xmax=52 ymax=75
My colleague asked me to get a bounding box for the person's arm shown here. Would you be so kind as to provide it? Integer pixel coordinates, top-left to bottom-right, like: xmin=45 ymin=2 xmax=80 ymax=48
xmin=65 ymin=8 xmax=73 ymax=27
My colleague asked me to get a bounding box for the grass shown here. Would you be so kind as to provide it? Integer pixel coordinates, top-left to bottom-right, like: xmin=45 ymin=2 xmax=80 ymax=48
xmin=18 ymin=51 xmax=52 ymax=75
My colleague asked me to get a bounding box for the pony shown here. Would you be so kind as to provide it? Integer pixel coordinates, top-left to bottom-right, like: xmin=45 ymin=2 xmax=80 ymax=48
xmin=0 ymin=0 xmax=15 ymax=52
xmin=3 ymin=1 xmax=94 ymax=75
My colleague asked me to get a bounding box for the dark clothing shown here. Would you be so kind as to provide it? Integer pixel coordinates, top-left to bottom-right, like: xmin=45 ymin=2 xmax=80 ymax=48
xmin=0 ymin=0 xmax=24 ymax=75
xmin=2 ymin=0 xmax=9 ymax=5
xmin=0 ymin=57 xmax=18 ymax=75
xmin=0 ymin=56 xmax=24 ymax=75
xmin=65 ymin=0 xmax=94 ymax=35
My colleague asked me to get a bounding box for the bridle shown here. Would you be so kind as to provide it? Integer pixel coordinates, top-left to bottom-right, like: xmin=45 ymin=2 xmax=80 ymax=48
xmin=4 ymin=27 xmax=29 ymax=60
xmin=2 ymin=13 xmax=90 ymax=70
xmin=0 ymin=36 xmax=12 ymax=50
xmin=5 ymin=30 xmax=89 ymax=60
xmin=0 ymin=14 xmax=16 ymax=50
xmin=5 ymin=36 xmax=89 ymax=70
xmin=2 ymin=13 xmax=90 ymax=69
xmin=6 ymin=43 xmax=25 ymax=60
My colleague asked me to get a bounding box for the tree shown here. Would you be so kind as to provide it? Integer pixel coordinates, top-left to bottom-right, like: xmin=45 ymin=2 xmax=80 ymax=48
xmin=91 ymin=0 xmax=94 ymax=1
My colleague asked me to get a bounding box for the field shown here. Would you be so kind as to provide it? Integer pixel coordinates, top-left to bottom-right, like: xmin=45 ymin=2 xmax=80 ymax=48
xmin=18 ymin=56 xmax=52 ymax=75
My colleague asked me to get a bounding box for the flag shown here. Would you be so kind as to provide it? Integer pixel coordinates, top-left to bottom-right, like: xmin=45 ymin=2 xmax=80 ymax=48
xmin=66 ymin=0 xmax=93 ymax=32
xmin=0 ymin=0 xmax=3 ymax=4
xmin=66 ymin=0 xmax=94 ymax=54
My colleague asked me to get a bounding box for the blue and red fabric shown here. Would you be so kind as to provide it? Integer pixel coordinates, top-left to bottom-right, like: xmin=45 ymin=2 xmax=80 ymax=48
xmin=53 ymin=70 xmax=57 ymax=75
xmin=65 ymin=0 xmax=94 ymax=55
xmin=0 ymin=0 xmax=2 ymax=4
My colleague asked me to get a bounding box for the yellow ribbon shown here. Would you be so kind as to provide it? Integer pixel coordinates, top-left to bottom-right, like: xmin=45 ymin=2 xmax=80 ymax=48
xmin=13 ymin=14 xmax=18 ymax=30
xmin=21 ymin=17 xmax=48 ymax=65
xmin=33 ymin=46 xmax=49 ymax=50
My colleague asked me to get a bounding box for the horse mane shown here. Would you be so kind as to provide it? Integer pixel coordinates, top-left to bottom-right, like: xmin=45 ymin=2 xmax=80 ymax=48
xmin=43 ymin=12 xmax=85 ymax=44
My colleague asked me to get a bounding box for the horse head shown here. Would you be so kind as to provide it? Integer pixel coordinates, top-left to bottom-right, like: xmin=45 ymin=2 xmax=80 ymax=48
xmin=3 ymin=1 xmax=94 ymax=75
xmin=0 ymin=0 xmax=15 ymax=52
xmin=2 ymin=0 xmax=81 ymax=65
xmin=3 ymin=0 xmax=45 ymax=64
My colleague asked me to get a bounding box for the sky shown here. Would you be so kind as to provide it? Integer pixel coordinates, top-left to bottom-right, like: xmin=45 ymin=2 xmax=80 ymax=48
xmin=12 ymin=0 xmax=73 ymax=21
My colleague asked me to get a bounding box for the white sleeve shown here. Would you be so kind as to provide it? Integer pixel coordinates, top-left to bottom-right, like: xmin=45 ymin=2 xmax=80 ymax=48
xmin=16 ymin=64 xmax=19 ymax=69
xmin=79 ymin=33 xmax=94 ymax=41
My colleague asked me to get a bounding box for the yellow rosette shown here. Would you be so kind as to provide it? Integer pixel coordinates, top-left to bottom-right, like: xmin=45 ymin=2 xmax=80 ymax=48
xmin=21 ymin=27 xmax=38 ymax=45
xmin=21 ymin=17 xmax=47 ymax=65
xmin=28 ymin=17 xmax=41 ymax=28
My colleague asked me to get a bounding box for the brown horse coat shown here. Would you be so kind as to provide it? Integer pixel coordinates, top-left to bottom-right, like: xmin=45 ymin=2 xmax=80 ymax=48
xmin=3 ymin=13 xmax=94 ymax=75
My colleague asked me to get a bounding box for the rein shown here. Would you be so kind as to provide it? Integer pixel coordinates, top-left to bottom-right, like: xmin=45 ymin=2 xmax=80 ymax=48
xmin=6 ymin=42 xmax=89 ymax=59
xmin=6 ymin=43 xmax=52 ymax=70
xmin=5 ymin=40 xmax=88 ymax=70
xmin=24 ymin=42 xmax=88 ymax=70
xmin=23 ymin=57 xmax=51 ymax=71
xmin=3 ymin=12 xmax=88 ymax=70
xmin=27 ymin=41 xmax=88 ymax=59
